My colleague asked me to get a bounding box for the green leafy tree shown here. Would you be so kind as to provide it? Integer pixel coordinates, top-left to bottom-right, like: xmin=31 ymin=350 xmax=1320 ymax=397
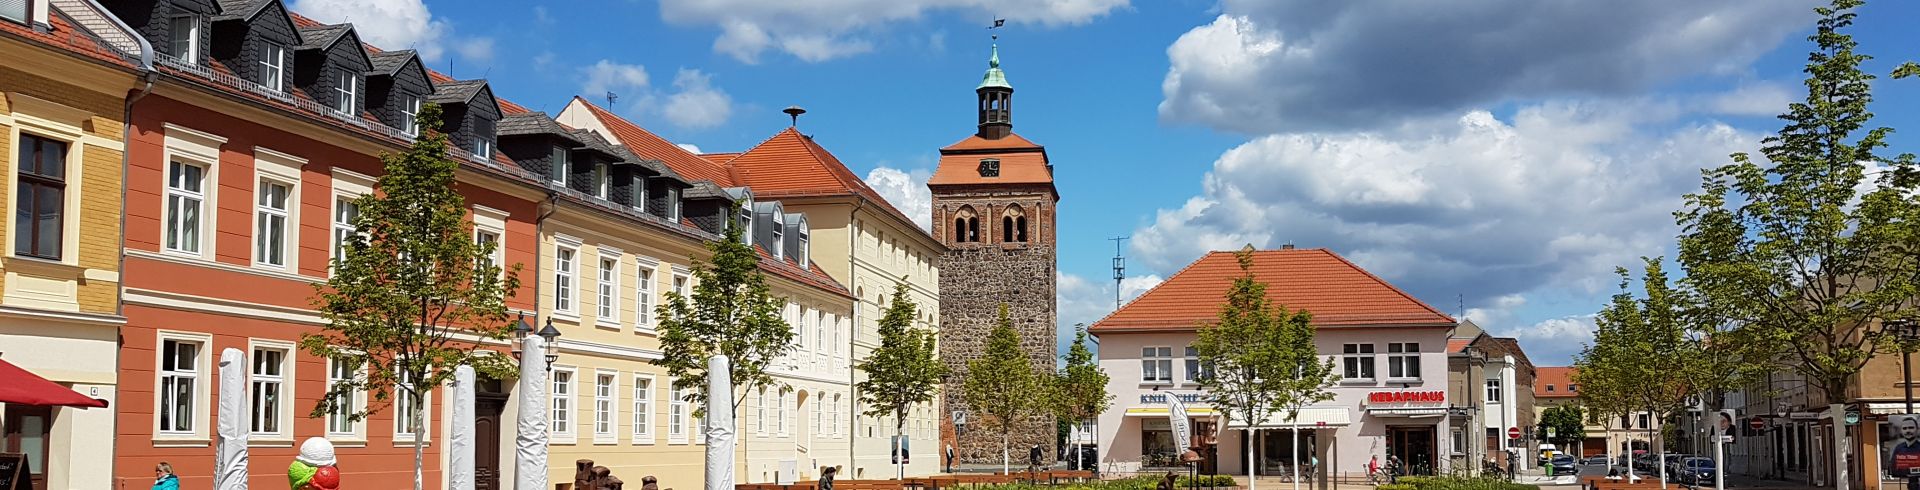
xmin=1674 ymin=3 xmax=1919 ymax=489
xmin=301 ymin=103 xmax=522 ymax=490
xmin=652 ymin=217 xmax=793 ymax=421
xmin=1051 ymin=324 xmax=1113 ymax=471
xmin=1537 ymin=405 xmax=1586 ymax=452
xmin=1193 ymin=249 xmax=1334 ymax=490
xmin=962 ymin=304 xmax=1043 ymax=474
xmin=1574 ymin=260 xmax=1694 ymax=483
xmin=857 ymin=281 xmax=947 ymax=478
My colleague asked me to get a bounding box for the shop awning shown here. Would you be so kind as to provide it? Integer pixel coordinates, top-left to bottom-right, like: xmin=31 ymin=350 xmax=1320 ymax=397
xmin=1368 ymin=407 xmax=1449 ymax=417
xmin=1226 ymin=407 xmax=1351 ymax=429
xmin=0 ymin=358 xmax=108 ymax=408
xmin=1867 ymin=403 xmax=1920 ymax=415
xmin=1125 ymin=407 xmax=1220 ymax=417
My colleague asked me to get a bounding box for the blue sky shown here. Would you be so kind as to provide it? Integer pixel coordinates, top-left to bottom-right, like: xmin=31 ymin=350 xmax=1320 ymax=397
xmin=294 ymin=0 xmax=1920 ymax=366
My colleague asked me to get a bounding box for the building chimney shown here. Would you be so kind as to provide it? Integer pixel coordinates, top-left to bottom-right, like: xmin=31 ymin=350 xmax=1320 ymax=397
xmin=1281 ymin=243 xmax=1295 ymax=250
xmin=783 ymin=105 xmax=806 ymax=127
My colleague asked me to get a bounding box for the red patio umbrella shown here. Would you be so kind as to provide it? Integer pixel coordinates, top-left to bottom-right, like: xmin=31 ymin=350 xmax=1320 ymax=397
xmin=0 ymin=357 xmax=108 ymax=408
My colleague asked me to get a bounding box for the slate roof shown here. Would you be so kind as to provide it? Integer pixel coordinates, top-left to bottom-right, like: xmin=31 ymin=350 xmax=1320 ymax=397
xmin=295 ymin=24 xmax=350 ymax=50
xmin=568 ymin=129 xmax=623 ymax=160
xmin=429 ymin=79 xmax=487 ymax=104
xmin=684 ymin=181 xmax=730 ymax=200
xmin=1090 ymin=248 xmax=1457 ymax=333
xmin=496 ymin=112 xmax=580 ymax=144
xmin=367 ymin=50 xmax=415 ymax=76
xmin=214 ymin=0 xmax=269 ymax=20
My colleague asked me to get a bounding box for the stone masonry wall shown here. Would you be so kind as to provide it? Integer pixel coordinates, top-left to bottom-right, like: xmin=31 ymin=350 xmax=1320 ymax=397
xmin=935 ymin=189 xmax=1059 ymax=465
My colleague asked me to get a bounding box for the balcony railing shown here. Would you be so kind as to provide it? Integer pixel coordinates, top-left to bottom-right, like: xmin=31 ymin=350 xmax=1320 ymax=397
xmin=155 ymin=52 xmax=420 ymax=144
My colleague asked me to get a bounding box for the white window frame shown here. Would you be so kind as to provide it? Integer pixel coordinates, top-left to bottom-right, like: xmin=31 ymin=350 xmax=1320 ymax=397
xmin=252 ymin=148 xmax=303 ymax=272
xmin=593 ymin=162 xmax=609 ymax=199
xmin=594 ymin=370 xmax=617 ymax=444
xmin=797 ymin=218 xmax=810 ymax=264
xmin=596 ymin=252 xmax=621 ymax=328
xmin=771 ymin=212 xmax=785 ymax=260
xmin=330 ymin=196 xmax=359 ymax=267
xmin=247 ymin=340 xmax=295 ymax=441
xmin=258 ymin=43 xmax=286 ymax=93
xmin=632 ymin=374 xmax=655 ymax=445
xmin=756 ymin=388 xmax=768 ymax=435
xmin=161 ymin=124 xmax=225 ymax=261
xmin=550 ymin=366 xmax=577 ymax=444
xmin=1342 ymin=343 xmax=1377 ymax=382
xmin=1386 ymin=342 xmax=1421 ymax=380
xmin=399 ymin=95 xmax=421 ymax=137
xmin=472 ymin=205 xmax=508 ymax=276
xmin=168 ymin=15 xmax=198 ymax=65
xmin=334 ymin=70 xmax=358 ymax=116
xmin=669 ymin=382 xmax=689 ymax=444
xmin=554 ymin=236 xmax=581 ymax=317
xmin=393 ymin=369 xmax=431 ymax=443
xmin=1140 ymin=346 xmax=1173 ymax=384
xmin=738 ymin=198 xmax=753 ymax=246
xmin=253 ymin=178 xmax=292 ymax=268
xmin=777 ymin=390 xmax=789 ymax=437
xmin=634 ymin=257 xmax=658 ymax=333
xmin=551 ymin=147 xmax=570 ymax=186
xmin=1486 ymin=378 xmax=1503 ymax=403
xmin=163 ymin=160 xmax=208 ymax=256
xmin=325 ymin=357 xmax=367 ymax=441
xmin=672 ymin=271 xmax=689 ymax=300
xmin=154 ymin=331 xmax=212 ymax=442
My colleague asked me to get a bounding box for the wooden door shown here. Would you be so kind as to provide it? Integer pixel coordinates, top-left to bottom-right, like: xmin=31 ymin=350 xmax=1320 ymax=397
xmin=476 ymin=396 xmax=506 ymax=490
xmin=2 ymin=405 xmax=53 ymax=489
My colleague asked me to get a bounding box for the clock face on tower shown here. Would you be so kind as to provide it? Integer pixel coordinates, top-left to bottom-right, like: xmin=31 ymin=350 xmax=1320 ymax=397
xmin=977 ymin=159 xmax=1000 ymax=177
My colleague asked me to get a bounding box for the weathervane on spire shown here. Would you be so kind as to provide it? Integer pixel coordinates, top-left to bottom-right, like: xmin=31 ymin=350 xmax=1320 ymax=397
xmin=988 ymin=17 xmax=1005 ymax=40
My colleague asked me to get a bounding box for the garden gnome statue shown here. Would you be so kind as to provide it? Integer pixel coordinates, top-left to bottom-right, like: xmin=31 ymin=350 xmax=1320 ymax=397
xmin=288 ymin=437 xmax=342 ymax=489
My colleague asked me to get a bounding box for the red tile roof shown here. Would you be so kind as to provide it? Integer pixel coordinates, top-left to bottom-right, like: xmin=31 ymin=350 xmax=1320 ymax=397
xmin=1090 ymin=248 xmax=1455 ymax=333
xmin=574 ymin=97 xmax=739 ymax=185
xmin=1447 ymin=338 xmax=1472 ymax=353
xmin=3 ymin=8 xmax=140 ymax=70
xmin=931 ymin=132 xmax=1054 ymax=187
xmin=699 ymin=152 xmax=742 ymax=165
xmin=1536 ymin=366 xmax=1577 ymax=398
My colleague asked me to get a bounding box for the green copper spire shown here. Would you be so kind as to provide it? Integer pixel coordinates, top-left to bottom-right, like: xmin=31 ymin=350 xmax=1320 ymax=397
xmin=977 ymin=44 xmax=1011 ymax=90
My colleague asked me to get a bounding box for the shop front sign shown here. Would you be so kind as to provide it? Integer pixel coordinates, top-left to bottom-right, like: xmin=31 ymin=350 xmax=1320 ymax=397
xmin=1366 ymin=390 xmax=1446 ymax=407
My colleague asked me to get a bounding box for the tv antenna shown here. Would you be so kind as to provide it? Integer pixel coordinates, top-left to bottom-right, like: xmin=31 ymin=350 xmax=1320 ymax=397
xmin=607 ymin=92 xmax=618 ymax=108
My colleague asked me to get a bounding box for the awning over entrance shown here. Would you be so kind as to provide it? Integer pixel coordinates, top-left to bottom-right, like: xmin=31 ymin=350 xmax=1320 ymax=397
xmin=1225 ymin=407 xmax=1351 ymax=429
xmin=1368 ymin=407 xmax=1449 ymax=417
xmin=1125 ymin=406 xmax=1220 ymax=417
xmin=0 ymin=358 xmax=108 ymax=408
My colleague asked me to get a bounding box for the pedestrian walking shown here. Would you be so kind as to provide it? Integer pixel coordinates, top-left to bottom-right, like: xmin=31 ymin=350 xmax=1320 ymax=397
xmin=642 ymin=475 xmax=659 ymax=490
xmin=946 ymin=444 xmax=956 ymax=473
xmin=819 ymin=466 xmax=838 ymax=490
xmin=152 ymin=462 xmax=180 ymax=490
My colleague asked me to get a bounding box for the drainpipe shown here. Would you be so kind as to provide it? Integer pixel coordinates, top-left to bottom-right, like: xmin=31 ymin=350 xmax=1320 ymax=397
xmin=99 ymin=7 xmax=155 ymax=480
xmin=848 ymin=198 xmax=864 ymax=474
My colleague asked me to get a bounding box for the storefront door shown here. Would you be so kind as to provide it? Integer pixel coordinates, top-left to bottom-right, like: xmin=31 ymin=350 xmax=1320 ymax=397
xmin=1259 ymin=429 xmax=1316 ymax=477
xmin=2 ymin=404 xmax=52 ymax=488
xmin=1389 ymin=426 xmax=1437 ymax=475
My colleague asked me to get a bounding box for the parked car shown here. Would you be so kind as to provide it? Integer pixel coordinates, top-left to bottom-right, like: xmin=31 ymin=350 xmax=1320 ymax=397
xmin=1676 ymin=457 xmax=1717 ymax=484
xmin=1633 ymin=454 xmax=1659 ymax=472
xmin=1584 ymin=455 xmax=1611 ymax=466
xmin=1550 ymin=455 xmax=1578 ymax=474
xmin=1661 ymin=454 xmax=1691 ymax=476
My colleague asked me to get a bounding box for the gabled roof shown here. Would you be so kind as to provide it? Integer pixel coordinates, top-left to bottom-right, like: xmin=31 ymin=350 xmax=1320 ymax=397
xmin=724 ymin=127 xmax=916 ymax=226
xmin=1536 ymin=367 xmax=1578 ymax=398
xmin=1446 ymin=338 xmax=1473 ymax=353
xmin=684 ymin=181 xmax=731 ymax=200
xmin=699 ymin=152 xmax=742 ymax=165
xmin=367 ymin=50 xmax=417 ymax=76
xmin=429 ymin=79 xmax=488 ymax=105
xmin=1090 ymin=248 xmax=1456 ymax=333
xmin=496 ymin=112 xmax=580 ymax=143
xmin=610 ymin=145 xmax=686 ymax=182
xmin=3 ymin=5 xmax=142 ymax=70
xmin=567 ymin=128 xmax=622 ymax=161
xmin=295 ymin=24 xmax=349 ymax=50
xmin=572 ymin=97 xmax=737 ymax=185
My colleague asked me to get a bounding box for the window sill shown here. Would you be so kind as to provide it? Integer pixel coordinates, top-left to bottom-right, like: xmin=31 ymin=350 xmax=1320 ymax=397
xmin=634 ymin=327 xmax=657 ymax=336
xmin=1138 ymin=381 xmax=1174 ymax=387
xmin=326 ymin=437 xmax=367 ymax=448
xmin=552 ymin=312 xmax=581 ymax=324
xmin=248 ymin=438 xmax=295 ymax=448
xmin=393 ymin=438 xmax=432 ymax=448
xmin=594 ymin=438 xmax=618 ymax=445
xmin=594 ymin=320 xmax=621 ymax=331
xmin=151 ymin=437 xmax=211 ymax=448
xmin=1385 ymin=377 xmax=1423 ymax=384
xmin=633 ymin=439 xmax=656 ymax=446
xmin=1339 ymin=378 xmax=1377 ymax=385
xmin=550 ymin=438 xmax=576 ymax=446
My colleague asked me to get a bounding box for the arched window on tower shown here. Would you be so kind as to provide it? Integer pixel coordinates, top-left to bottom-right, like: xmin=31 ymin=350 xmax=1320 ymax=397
xmin=1002 ymin=205 xmax=1027 ymax=243
xmin=953 ymin=206 xmax=981 ymax=243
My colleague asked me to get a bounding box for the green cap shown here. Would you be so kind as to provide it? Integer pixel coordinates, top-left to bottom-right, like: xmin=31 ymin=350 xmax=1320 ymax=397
xmin=977 ymin=44 xmax=1011 ymax=90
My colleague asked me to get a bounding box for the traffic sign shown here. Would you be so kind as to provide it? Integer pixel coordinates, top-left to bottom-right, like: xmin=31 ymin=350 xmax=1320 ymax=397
xmin=1508 ymin=427 xmax=1521 ymax=439
xmin=1750 ymin=417 xmax=1765 ymax=430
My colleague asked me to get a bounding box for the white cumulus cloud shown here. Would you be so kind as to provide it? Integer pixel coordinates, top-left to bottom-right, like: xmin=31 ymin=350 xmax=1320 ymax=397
xmin=291 ymin=0 xmax=492 ymax=66
xmin=863 ymin=167 xmax=933 ymax=231
xmin=675 ymin=143 xmax=704 ymax=154
xmin=662 ymin=69 xmax=735 ymax=130
xmin=580 ymin=63 xmax=735 ymax=130
xmin=658 ymin=0 xmax=1129 ymax=63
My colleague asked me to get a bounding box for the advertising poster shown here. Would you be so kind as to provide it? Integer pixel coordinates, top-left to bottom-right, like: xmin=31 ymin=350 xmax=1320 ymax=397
xmin=1882 ymin=414 xmax=1920 ymax=479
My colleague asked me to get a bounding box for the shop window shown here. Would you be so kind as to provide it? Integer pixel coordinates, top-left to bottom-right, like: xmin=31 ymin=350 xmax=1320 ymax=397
xmin=1342 ymin=343 xmax=1375 ymax=380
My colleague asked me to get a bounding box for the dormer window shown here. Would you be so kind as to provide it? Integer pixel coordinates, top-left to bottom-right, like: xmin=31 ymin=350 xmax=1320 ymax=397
xmin=739 ymin=198 xmax=754 ymax=246
xmin=259 ymin=43 xmax=287 ymax=93
xmin=471 ymin=119 xmax=495 ymax=159
xmin=548 ymin=147 xmax=569 ymax=185
xmin=0 ymin=0 xmax=23 ymax=23
xmin=665 ymin=187 xmax=681 ymax=222
xmin=771 ymin=212 xmax=785 ymax=260
xmin=978 ymin=158 xmax=1000 ymax=177
xmin=630 ymin=176 xmax=647 ymax=210
xmin=334 ymin=72 xmax=358 ymax=116
xmin=593 ymin=163 xmax=609 ymax=199
xmin=797 ymin=219 xmax=810 ymax=265
xmin=169 ymin=16 xmax=199 ymax=65
xmin=399 ymin=95 xmax=421 ymax=136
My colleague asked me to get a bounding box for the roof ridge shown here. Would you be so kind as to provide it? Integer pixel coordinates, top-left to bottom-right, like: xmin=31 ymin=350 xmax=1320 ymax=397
xmin=1309 ymin=248 xmax=1456 ymax=323
xmin=576 ymin=96 xmax=733 ymax=185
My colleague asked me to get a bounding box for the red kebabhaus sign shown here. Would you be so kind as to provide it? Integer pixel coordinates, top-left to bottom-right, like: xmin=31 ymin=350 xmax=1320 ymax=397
xmin=1367 ymin=391 xmax=1446 ymax=405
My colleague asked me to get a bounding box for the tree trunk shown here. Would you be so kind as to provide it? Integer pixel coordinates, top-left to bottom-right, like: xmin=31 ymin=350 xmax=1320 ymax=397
xmin=897 ymin=412 xmax=907 ymax=480
xmin=1247 ymin=428 xmax=1258 ymax=490
xmin=414 ymin=388 xmax=426 ymax=490
xmin=1832 ymin=403 xmax=1849 ymax=490
xmin=1290 ymin=426 xmax=1300 ymax=490
xmin=1003 ymin=429 xmax=1011 ymax=475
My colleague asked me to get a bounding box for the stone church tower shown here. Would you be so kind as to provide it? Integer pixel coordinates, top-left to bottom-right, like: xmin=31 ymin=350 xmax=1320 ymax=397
xmin=932 ymin=45 xmax=1059 ymax=464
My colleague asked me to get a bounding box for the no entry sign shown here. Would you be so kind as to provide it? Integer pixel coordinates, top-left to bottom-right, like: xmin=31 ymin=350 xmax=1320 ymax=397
xmin=1751 ymin=417 xmax=1766 ymax=430
xmin=1508 ymin=427 xmax=1521 ymax=439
